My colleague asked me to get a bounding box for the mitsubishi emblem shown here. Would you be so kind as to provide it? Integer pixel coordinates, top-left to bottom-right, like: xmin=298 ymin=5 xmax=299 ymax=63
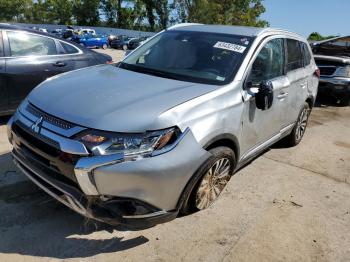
xmin=31 ymin=117 xmax=43 ymax=134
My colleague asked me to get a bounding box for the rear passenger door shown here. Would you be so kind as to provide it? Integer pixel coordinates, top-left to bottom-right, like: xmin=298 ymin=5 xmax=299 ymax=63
xmin=55 ymin=40 xmax=92 ymax=73
xmin=284 ymin=39 xmax=309 ymax=125
xmin=0 ymin=31 xmax=7 ymax=112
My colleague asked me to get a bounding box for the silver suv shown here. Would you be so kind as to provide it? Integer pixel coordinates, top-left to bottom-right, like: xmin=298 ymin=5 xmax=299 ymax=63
xmin=7 ymin=24 xmax=319 ymax=227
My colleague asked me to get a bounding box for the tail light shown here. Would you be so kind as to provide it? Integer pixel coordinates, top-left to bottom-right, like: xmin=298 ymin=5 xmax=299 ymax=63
xmin=314 ymin=68 xmax=320 ymax=78
xmin=106 ymin=60 xmax=114 ymax=64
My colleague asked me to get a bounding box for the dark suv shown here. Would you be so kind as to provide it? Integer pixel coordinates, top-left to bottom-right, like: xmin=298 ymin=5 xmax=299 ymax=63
xmin=312 ymin=36 xmax=350 ymax=106
xmin=0 ymin=24 xmax=112 ymax=116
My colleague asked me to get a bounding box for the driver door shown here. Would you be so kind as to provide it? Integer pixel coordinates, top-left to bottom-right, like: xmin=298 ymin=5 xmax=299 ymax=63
xmin=3 ymin=30 xmax=61 ymax=109
xmin=240 ymin=37 xmax=290 ymax=160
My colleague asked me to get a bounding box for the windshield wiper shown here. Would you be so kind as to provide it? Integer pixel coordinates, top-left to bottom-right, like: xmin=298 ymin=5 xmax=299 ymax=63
xmin=119 ymin=62 xmax=182 ymax=81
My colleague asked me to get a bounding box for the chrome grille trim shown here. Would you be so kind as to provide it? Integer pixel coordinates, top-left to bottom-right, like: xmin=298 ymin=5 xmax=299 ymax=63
xmin=26 ymin=103 xmax=74 ymax=130
xmin=19 ymin=100 xmax=86 ymax=138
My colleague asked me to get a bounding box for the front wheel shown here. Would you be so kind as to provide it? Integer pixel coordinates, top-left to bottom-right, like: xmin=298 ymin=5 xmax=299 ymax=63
xmin=284 ymin=102 xmax=310 ymax=146
xmin=180 ymin=146 xmax=235 ymax=215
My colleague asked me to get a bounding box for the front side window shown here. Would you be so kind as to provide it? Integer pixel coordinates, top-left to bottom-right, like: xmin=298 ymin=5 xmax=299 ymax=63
xmin=250 ymin=38 xmax=284 ymax=84
xmin=7 ymin=31 xmax=57 ymax=57
xmin=286 ymin=39 xmax=303 ymax=71
xmin=121 ymin=30 xmax=254 ymax=85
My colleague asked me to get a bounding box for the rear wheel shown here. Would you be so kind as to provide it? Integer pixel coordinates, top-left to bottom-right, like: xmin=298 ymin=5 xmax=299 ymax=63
xmin=338 ymin=94 xmax=350 ymax=106
xmin=284 ymin=102 xmax=310 ymax=146
xmin=180 ymin=146 xmax=235 ymax=215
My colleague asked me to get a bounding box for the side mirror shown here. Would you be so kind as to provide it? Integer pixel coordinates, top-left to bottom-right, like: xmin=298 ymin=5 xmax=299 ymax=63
xmin=255 ymin=81 xmax=273 ymax=110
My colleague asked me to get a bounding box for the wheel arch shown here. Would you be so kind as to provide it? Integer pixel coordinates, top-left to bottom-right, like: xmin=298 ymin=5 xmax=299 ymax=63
xmin=202 ymin=133 xmax=240 ymax=162
xmin=306 ymin=95 xmax=315 ymax=109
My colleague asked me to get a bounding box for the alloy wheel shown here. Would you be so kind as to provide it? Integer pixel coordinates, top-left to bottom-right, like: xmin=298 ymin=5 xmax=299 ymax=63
xmin=295 ymin=107 xmax=309 ymax=141
xmin=195 ymin=158 xmax=231 ymax=210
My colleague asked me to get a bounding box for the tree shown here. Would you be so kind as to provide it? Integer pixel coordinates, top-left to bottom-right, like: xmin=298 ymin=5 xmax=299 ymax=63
xmin=308 ymin=32 xmax=338 ymax=41
xmin=73 ymin=0 xmax=100 ymax=26
xmin=48 ymin=0 xmax=73 ymax=25
xmin=173 ymin=0 xmax=268 ymax=27
xmin=0 ymin=0 xmax=32 ymax=22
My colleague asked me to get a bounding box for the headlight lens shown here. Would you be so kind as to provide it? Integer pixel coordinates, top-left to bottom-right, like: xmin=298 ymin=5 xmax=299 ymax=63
xmin=77 ymin=127 xmax=180 ymax=157
xmin=334 ymin=66 xmax=350 ymax=77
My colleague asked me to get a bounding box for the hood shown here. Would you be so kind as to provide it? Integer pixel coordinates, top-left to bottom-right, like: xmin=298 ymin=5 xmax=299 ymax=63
xmin=28 ymin=65 xmax=218 ymax=132
xmin=314 ymin=55 xmax=350 ymax=65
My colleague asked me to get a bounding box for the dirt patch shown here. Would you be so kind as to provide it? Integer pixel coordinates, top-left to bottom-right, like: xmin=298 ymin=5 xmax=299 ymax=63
xmin=334 ymin=141 xmax=350 ymax=149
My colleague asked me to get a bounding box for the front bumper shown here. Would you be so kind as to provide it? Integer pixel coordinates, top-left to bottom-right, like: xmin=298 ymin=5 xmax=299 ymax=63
xmin=318 ymin=76 xmax=350 ymax=95
xmin=8 ymin=102 xmax=210 ymax=226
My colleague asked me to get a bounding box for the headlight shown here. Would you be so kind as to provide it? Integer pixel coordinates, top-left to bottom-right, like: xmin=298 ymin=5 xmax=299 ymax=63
xmin=334 ymin=66 xmax=350 ymax=77
xmin=76 ymin=127 xmax=181 ymax=157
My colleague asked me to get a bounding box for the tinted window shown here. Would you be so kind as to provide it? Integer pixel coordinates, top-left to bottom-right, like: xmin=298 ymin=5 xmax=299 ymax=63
xmin=122 ymin=30 xmax=253 ymax=85
xmin=301 ymin=42 xmax=311 ymax=66
xmin=60 ymin=41 xmax=80 ymax=54
xmin=250 ymin=38 xmax=284 ymax=84
xmin=0 ymin=31 xmax=3 ymax=57
xmin=7 ymin=31 xmax=57 ymax=57
xmin=286 ymin=39 xmax=303 ymax=71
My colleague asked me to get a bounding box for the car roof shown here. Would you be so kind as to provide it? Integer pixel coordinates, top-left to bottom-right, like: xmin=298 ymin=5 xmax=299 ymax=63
xmin=0 ymin=23 xmax=95 ymax=52
xmin=169 ymin=23 xmax=303 ymax=39
xmin=0 ymin=23 xmax=54 ymax=37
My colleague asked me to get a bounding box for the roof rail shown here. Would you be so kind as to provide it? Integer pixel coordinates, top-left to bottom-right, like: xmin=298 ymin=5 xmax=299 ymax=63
xmin=167 ymin=23 xmax=203 ymax=30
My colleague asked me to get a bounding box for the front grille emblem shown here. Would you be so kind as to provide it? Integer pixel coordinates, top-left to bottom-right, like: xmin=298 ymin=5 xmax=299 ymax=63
xmin=31 ymin=117 xmax=43 ymax=134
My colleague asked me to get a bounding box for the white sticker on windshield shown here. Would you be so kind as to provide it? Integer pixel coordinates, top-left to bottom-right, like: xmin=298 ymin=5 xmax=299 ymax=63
xmin=213 ymin=42 xmax=247 ymax=53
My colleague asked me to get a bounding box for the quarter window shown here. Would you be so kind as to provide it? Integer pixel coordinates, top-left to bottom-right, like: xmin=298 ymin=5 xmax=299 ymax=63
xmin=301 ymin=42 xmax=311 ymax=66
xmin=60 ymin=41 xmax=80 ymax=54
xmin=7 ymin=31 xmax=57 ymax=57
xmin=286 ymin=39 xmax=303 ymax=71
xmin=250 ymin=38 xmax=284 ymax=84
xmin=0 ymin=31 xmax=3 ymax=57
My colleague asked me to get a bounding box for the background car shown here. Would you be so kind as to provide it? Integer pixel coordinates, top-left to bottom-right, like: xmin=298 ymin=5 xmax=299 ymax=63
xmin=110 ymin=35 xmax=132 ymax=50
xmin=127 ymin=36 xmax=149 ymax=50
xmin=80 ymin=34 xmax=109 ymax=49
xmin=0 ymin=24 xmax=113 ymax=116
xmin=312 ymin=36 xmax=350 ymax=106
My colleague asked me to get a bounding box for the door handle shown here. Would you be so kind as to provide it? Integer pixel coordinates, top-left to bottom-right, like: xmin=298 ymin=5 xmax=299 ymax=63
xmin=277 ymin=91 xmax=289 ymax=99
xmin=53 ymin=61 xmax=66 ymax=67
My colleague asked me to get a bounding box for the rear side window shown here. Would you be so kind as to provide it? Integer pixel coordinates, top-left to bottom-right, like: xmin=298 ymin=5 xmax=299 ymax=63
xmin=60 ymin=41 xmax=80 ymax=54
xmin=7 ymin=31 xmax=57 ymax=57
xmin=0 ymin=31 xmax=3 ymax=57
xmin=286 ymin=39 xmax=303 ymax=71
xmin=301 ymin=42 xmax=311 ymax=66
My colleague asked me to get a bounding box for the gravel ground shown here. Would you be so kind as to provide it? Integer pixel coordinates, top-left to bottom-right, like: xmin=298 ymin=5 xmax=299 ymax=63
xmin=0 ymin=52 xmax=349 ymax=261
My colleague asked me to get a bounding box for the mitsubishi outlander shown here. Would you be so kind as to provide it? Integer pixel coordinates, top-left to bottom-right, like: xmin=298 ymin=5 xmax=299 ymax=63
xmin=7 ymin=24 xmax=319 ymax=227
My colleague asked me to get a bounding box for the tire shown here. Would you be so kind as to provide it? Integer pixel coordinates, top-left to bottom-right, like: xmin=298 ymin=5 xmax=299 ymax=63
xmin=338 ymin=94 xmax=350 ymax=106
xmin=180 ymin=146 xmax=236 ymax=215
xmin=102 ymin=44 xmax=108 ymax=50
xmin=122 ymin=44 xmax=128 ymax=51
xmin=283 ymin=102 xmax=310 ymax=147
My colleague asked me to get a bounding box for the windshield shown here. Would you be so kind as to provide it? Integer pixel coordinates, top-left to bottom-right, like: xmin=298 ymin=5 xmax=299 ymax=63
xmin=120 ymin=30 xmax=253 ymax=85
xmin=313 ymin=36 xmax=350 ymax=57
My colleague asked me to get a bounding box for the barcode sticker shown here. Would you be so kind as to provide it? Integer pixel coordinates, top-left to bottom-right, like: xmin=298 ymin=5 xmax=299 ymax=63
xmin=213 ymin=42 xmax=247 ymax=53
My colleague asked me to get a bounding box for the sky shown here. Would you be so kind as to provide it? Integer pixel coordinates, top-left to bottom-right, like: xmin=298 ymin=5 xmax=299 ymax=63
xmin=261 ymin=0 xmax=350 ymax=37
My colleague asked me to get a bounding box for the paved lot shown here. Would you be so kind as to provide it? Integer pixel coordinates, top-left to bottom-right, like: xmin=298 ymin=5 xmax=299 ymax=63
xmin=0 ymin=52 xmax=349 ymax=261
xmin=94 ymin=48 xmax=126 ymax=62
